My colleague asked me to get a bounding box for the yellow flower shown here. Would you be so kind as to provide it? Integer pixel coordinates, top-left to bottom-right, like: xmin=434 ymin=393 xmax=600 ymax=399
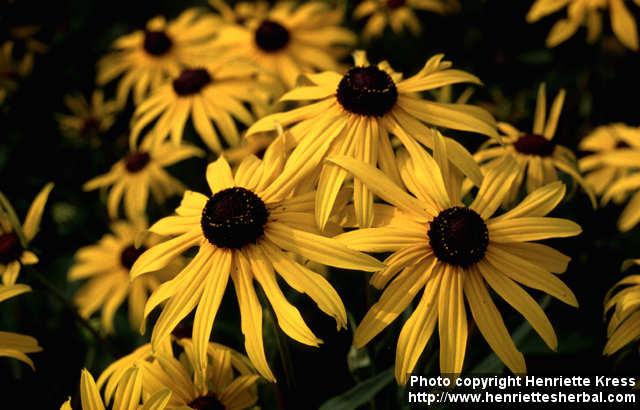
xmin=248 ymin=51 xmax=496 ymax=229
xmin=130 ymin=136 xmax=383 ymax=383
xmin=472 ymin=84 xmax=595 ymax=208
xmin=0 ymin=183 xmax=53 ymax=285
xmin=527 ymin=0 xmax=640 ymax=50
xmin=61 ymin=367 xmax=171 ymax=410
xmin=354 ymin=0 xmax=460 ymax=40
xmin=97 ymin=9 xmax=219 ymax=107
xmin=208 ymin=1 xmax=356 ymax=90
xmin=579 ymin=123 xmax=640 ymax=203
xmin=604 ymin=260 xmax=640 ymax=356
xmin=329 ymin=132 xmax=581 ymax=383
xmin=136 ymin=339 xmax=259 ymax=409
xmin=0 ymin=41 xmax=33 ymax=104
xmin=83 ymin=139 xmax=203 ymax=221
xmin=0 ymin=284 xmax=43 ymax=369
xmin=130 ymin=59 xmax=265 ymax=154
xmin=68 ymin=219 xmax=180 ymax=333
xmin=57 ymin=90 xmax=118 ymax=143
xmin=581 ymin=124 xmax=640 ymax=232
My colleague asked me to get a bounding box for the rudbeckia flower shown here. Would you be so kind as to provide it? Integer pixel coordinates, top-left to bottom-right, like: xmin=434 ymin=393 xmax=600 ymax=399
xmin=130 ymin=136 xmax=383 ymax=383
xmin=604 ymin=260 xmax=640 ymax=356
xmin=57 ymin=90 xmax=118 ymax=144
xmin=97 ymin=9 xmax=219 ymax=107
xmin=579 ymin=123 xmax=640 ymax=203
xmin=0 ymin=41 xmax=33 ymax=104
xmin=83 ymin=139 xmax=203 ymax=221
xmin=136 ymin=339 xmax=259 ymax=409
xmin=207 ymin=1 xmax=356 ymax=90
xmin=248 ymin=51 xmax=495 ymax=229
xmin=329 ymin=132 xmax=581 ymax=383
xmin=354 ymin=0 xmax=460 ymax=41
xmin=471 ymin=84 xmax=595 ymax=208
xmin=590 ymin=128 xmax=640 ymax=231
xmin=526 ymin=0 xmax=640 ymax=50
xmin=68 ymin=219 xmax=180 ymax=333
xmin=0 ymin=284 xmax=43 ymax=369
xmin=130 ymin=60 xmax=265 ymax=153
xmin=0 ymin=183 xmax=53 ymax=285
xmin=61 ymin=367 xmax=171 ymax=410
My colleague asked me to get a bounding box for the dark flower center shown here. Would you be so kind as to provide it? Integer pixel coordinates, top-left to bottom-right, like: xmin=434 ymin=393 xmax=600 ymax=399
xmin=337 ymin=66 xmax=398 ymax=117
xmin=0 ymin=232 xmax=22 ymax=265
xmin=124 ymin=151 xmax=151 ymax=173
xmin=172 ymin=68 xmax=212 ymax=96
xmin=428 ymin=207 xmax=489 ymax=267
xmin=254 ymin=20 xmax=290 ymax=52
xmin=386 ymin=0 xmax=406 ymax=9
xmin=189 ymin=394 xmax=225 ymax=410
xmin=616 ymin=140 xmax=630 ymax=149
xmin=143 ymin=30 xmax=173 ymax=56
xmin=120 ymin=244 xmax=147 ymax=270
xmin=81 ymin=117 xmax=100 ymax=137
xmin=201 ymin=187 xmax=269 ymax=249
xmin=513 ymin=133 xmax=556 ymax=157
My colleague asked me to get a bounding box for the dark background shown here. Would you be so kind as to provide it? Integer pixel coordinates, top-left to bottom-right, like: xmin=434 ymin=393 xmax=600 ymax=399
xmin=1 ymin=0 xmax=639 ymax=408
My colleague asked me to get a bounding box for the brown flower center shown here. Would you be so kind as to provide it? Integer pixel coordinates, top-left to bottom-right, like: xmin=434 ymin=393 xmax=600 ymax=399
xmin=124 ymin=151 xmax=151 ymax=173
xmin=428 ymin=207 xmax=489 ymax=267
xmin=386 ymin=0 xmax=406 ymax=9
xmin=201 ymin=187 xmax=269 ymax=249
xmin=615 ymin=140 xmax=630 ymax=149
xmin=254 ymin=19 xmax=290 ymax=52
xmin=513 ymin=133 xmax=556 ymax=157
xmin=0 ymin=232 xmax=22 ymax=265
xmin=188 ymin=394 xmax=225 ymax=410
xmin=81 ymin=117 xmax=100 ymax=137
xmin=337 ymin=66 xmax=398 ymax=117
xmin=143 ymin=30 xmax=173 ymax=56
xmin=120 ymin=244 xmax=147 ymax=270
xmin=172 ymin=68 xmax=212 ymax=96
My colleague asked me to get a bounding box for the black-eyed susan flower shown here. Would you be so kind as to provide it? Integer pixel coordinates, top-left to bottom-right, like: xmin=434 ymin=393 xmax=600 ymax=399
xmin=97 ymin=9 xmax=219 ymax=107
xmin=0 ymin=41 xmax=32 ymax=103
xmin=599 ymin=141 xmax=640 ymax=231
xmin=130 ymin=136 xmax=384 ymax=383
xmin=0 ymin=183 xmax=53 ymax=285
xmin=604 ymin=260 xmax=640 ymax=356
xmin=61 ymin=367 xmax=171 ymax=410
xmin=130 ymin=60 xmax=265 ymax=153
xmin=68 ymin=219 xmax=180 ymax=333
xmin=83 ymin=139 xmax=203 ymax=221
xmin=136 ymin=339 xmax=259 ymax=409
xmin=354 ymin=0 xmax=460 ymax=40
xmin=329 ymin=132 xmax=581 ymax=383
xmin=0 ymin=284 xmax=42 ymax=369
xmin=57 ymin=90 xmax=118 ymax=144
xmin=472 ymin=84 xmax=595 ymax=208
xmin=579 ymin=123 xmax=640 ymax=203
xmin=208 ymin=1 xmax=356 ymax=90
xmin=248 ymin=51 xmax=495 ymax=229
xmin=527 ymin=0 xmax=639 ymax=50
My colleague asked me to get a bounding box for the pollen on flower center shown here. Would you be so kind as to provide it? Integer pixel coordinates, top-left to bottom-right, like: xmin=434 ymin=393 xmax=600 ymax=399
xmin=124 ymin=151 xmax=151 ymax=173
xmin=143 ymin=30 xmax=173 ymax=56
xmin=513 ymin=133 xmax=556 ymax=157
xmin=254 ymin=19 xmax=290 ymax=52
xmin=0 ymin=232 xmax=22 ymax=265
xmin=386 ymin=0 xmax=406 ymax=9
xmin=188 ymin=394 xmax=224 ymax=410
xmin=120 ymin=244 xmax=147 ymax=270
xmin=201 ymin=187 xmax=269 ymax=249
xmin=336 ymin=66 xmax=398 ymax=117
xmin=172 ymin=68 xmax=212 ymax=96
xmin=428 ymin=207 xmax=489 ymax=267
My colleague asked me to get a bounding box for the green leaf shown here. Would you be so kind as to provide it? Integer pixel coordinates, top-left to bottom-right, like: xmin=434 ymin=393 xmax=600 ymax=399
xmin=319 ymin=368 xmax=394 ymax=410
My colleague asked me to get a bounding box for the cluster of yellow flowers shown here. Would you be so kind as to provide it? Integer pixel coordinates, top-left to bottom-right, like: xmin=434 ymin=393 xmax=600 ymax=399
xmin=1 ymin=1 xmax=640 ymax=408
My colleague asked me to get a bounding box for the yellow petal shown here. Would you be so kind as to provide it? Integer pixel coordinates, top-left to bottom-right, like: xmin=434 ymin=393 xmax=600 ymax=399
xmin=80 ymin=369 xmax=106 ymax=410
xmin=438 ymin=265 xmax=467 ymax=375
xmin=206 ymin=156 xmax=235 ymax=195
xmin=488 ymin=217 xmax=582 ymax=243
xmin=22 ymin=182 xmax=54 ymax=242
xmin=610 ymin=0 xmax=639 ymax=50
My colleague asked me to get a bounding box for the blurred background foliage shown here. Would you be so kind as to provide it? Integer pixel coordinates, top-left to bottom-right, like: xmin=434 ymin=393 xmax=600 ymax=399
xmin=1 ymin=0 xmax=639 ymax=408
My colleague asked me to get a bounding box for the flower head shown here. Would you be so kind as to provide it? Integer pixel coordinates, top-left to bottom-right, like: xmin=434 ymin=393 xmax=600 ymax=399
xmin=0 ymin=284 xmax=42 ymax=369
xmin=248 ymin=51 xmax=496 ymax=229
xmin=57 ymin=90 xmax=118 ymax=144
xmin=130 ymin=134 xmax=383 ymax=383
xmin=329 ymin=131 xmax=581 ymax=383
xmin=0 ymin=183 xmax=53 ymax=285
